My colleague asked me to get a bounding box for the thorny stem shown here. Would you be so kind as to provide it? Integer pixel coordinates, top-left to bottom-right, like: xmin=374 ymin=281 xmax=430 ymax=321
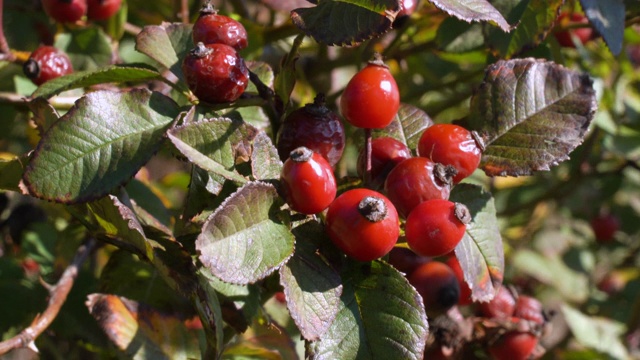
xmin=0 ymin=238 xmax=98 ymax=356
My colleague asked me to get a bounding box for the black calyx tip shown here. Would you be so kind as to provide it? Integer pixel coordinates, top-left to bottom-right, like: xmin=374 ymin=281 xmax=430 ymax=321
xmin=23 ymin=59 xmax=40 ymax=80
xmin=289 ymin=146 xmax=313 ymax=162
xmin=358 ymin=196 xmax=388 ymax=222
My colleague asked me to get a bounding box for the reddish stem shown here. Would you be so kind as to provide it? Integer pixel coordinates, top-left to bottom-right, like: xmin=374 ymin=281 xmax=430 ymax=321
xmin=364 ymin=128 xmax=372 ymax=186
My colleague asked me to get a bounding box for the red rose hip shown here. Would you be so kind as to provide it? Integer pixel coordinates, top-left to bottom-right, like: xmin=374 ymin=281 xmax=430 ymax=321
xmin=408 ymin=261 xmax=460 ymax=316
xmin=87 ymin=0 xmax=122 ymax=20
xmin=41 ymin=0 xmax=87 ymax=23
xmin=182 ymin=42 xmax=249 ymax=104
xmin=192 ymin=2 xmax=248 ymax=51
xmin=357 ymin=136 xmax=411 ymax=189
xmin=23 ymin=46 xmax=74 ymax=85
xmin=405 ymin=199 xmax=470 ymax=257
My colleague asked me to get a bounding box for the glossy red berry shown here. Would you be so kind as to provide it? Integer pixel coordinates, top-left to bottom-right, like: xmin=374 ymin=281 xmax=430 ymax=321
xmin=325 ymin=189 xmax=399 ymax=262
xmin=478 ymin=285 xmax=516 ymax=319
xmin=444 ymin=254 xmax=472 ymax=306
xmin=418 ymin=124 xmax=482 ymax=184
xmin=554 ymin=12 xmax=594 ymax=48
xmin=590 ymin=213 xmax=620 ymax=243
xmin=23 ymin=46 xmax=74 ymax=86
xmin=87 ymin=0 xmax=122 ymax=20
xmin=277 ymin=94 xmax=345 ymax=167
xmin=398 ymin=0 xmax=418 ymax=17
xmin=387 ymin=247 xmax=430 ymax=276
xmin=192 ymin=2 xmax=248 ymax=51
xmin=513 ymin=295 xmax=545 ymax=325
xmin=408 ymin=261 xmax=460 ymax=317
xmin=357 ymin=137 xmax=411 ymax=189
xmin=280 ymin=147 xmax=337 ymax=215
xmin=340 ymin=56 xmax=400 ymax=129
xmin=488 ymin=331 xmax=538 ymax=360
xmin=384 ymin=157 xmax=454 ymax=218
xmin=406 ymin=199 xmax=470 ymax=257
xmin=42 ymin=0 xmax=87 ymax=23
xmin=182 ymin=42 xmax=249 ymax=104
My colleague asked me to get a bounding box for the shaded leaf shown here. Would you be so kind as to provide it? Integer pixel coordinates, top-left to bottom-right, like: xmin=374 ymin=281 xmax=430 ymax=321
xmin=274 ymin=34 xmax=304 ymax=111
xmin=196 ymin=182 xmax=295 ymax=284
xmin=468 ymin=58 xmax=596 ymax=177
xmin=436 ymin=17 xmax=485 ymax=53
xmin=23 ymin=89 xmax=180 ymax=203
xmin=428 ymin=0 xmax=512 ymax=33
xmin=54 ymin=25 xmax=113 ymax=70
xmin=87 ymin=195 xmax=154 ymax=259
xmin=0 ymin=154 xmax=28 ymax=192
xmin=251 ymin=131 xmax=283 ymax=181
xmin=561 ymin=304 xmax=629 ymax=359
xmin=86 ymin=294 xmax=201 ymax=360
xmin=374 ymin=103 xmax=433 ymax=151
xmin=579 ymin=0 xmax=625 ymax=55
xmin=279 ymin=222 xmax=342 ymax=341
xmin=27 ymin=97 xmax=59 ymax=134
xmin=135 ymin=22 xmax=193 ymax=84
xmin=309 ymin=261 xmax=428 ymax=360
xmin=194 ymin=270 xmax=226 ymax=358
xmin=291 ymin=0 xmax=401 ymax=46
xmin=245 ymin=61 xmax=275 ymax=95
xmin=486 ymin=0 xmax=564 ymax=58
xmin=450 ymin=184 xmax=504 ymax=303
xmin=31 ymin=64 xmax=163 ymax=99
xmin=227 ymin=316 xmax=299 ymax=360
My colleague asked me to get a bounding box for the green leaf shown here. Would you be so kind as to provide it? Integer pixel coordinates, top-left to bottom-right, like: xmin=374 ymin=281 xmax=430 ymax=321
xmin=245 ymin=61 xmax=274 ymax=96
xmin=449 ymin=184 xmax=504 ymax=303
xmin=279 ymin=222 xmax=342 ymax=341
xmin=27 ymin=97 xmax=59 ymax=133
xmin=579 ymin=0 xmax=625 ymax=55
xmin=436 ymin=17 xmax=485 ymax=53
xmin=31 ymin=64 xmax=163 ymax=99
xmin=251 ymin=131 xmax=283 ymax=181
xmin=309 ymin=261 xmax=428 ymax=360
xmin=86 ymin=294 xmax=201 ymax=360
xmin=274 ymin=34 xmax=304 ymax=111
xmin=135 ymin=22 xmax=193 ymax=85
xmin=561 ymin=304 xmax=629 ymax=359
xmin=23 ymin=89 xmax=180 ymax=203
xmin=374 ymin=103 xmax=434 ymax=151
xmin=428 ymin=0 xmax=513 ymax=33
xmin=0 ymin=154 xmax=28 ymax=192
xmin=54 ymin=25 xmax=113 ymax=71
xmin=87 ymin=195 xmax=154 ymax=260
xmin=290 ymin=0 xmax=401 ymax=46
xmin=194 ymin=270 xmax=226 ymax=359
xmin=196 ymin=182 xmax=295 ymax=284
xmin=468 ymin=58 xmax=597 ymax=177
xmin=486 ymin=0 xmax=563 ymax=58
xmin=167 ymin=117 xmax=254 ymax=184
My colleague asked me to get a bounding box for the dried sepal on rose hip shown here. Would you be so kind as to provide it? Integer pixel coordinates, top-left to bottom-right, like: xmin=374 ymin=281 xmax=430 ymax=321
xmin=192 ymin=1 xmax=248 ymax=51
xmin=277 ymin=94 xmax=345 ymax=167
xmin=340 ymin=53 xmax=400 ymax=129
xmin=280 ymin=147 xmax=337 ymax=215
xmin=23 ymin=46 xmax=74 ymax=86
xmin=182 ymin=42 xmax=249 ymax=104
xmin=325 ymin=189 xmax=399 ymax=262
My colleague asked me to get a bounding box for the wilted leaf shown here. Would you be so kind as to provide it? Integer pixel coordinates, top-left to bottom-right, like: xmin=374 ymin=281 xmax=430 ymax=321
xmin=374 ymin=103 xmax=434 ymax=151
xmin=55 ymin=25 xmax=113 ymax=70
xmin=279 ymin=222 xmax=342 ymax=341
xmin=251 ymin=131 xmax=283 ymax=181
xmin=27 ymin=97 xmax=59 ymax=134
xmin=579 ymin=0 xmax=625 ymax=55
xmin=561 ymin=304 xmax=629 ymax=359
xmin=428 ymin=0 xmax=512 ymax=32
xmin=450 ymin=184 xmax=504 ymax=303
xmin=86 ymin=294 xmax=201 ymax=360
xmin=309 ymin=261 xmax=428 ymax=360
xmin=468 ymin=58 xmax=597 ymax=177
xmin=31 ymin=64 xmax=163 ymax=99
xmin=135 ymin=22 xmax=193 ymax=83
xmin=196 ymin=182 xmax=295 ymax=284
xmin=291 ymin=0 xmax=401 ymax=46
xmin=23 ymin=89 xmax=180 ymax=203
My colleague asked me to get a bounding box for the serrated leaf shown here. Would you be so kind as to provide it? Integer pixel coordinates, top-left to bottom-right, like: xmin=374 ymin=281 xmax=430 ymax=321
xmin=31 ymin=64 xmax=163 ymax=99
xmin=196 ymin=182 xmax=295 ymax=284
xmin=87 ymin=195 xmax=154 ymax=259
xmin=54 ymin=25 xmax=113 ymax=70
xmin=468 ymin=58 xmax=596 ymax=177
xmin=86 ymin=294 xmax=201 ymax=360
xmin=486 ymin=0 xmax=564 ymax=58
xmin=135 ymin=22 xmax=193 ymax=84
xmin=251 ymin=131 xmax=283 ymax=181
xmin=579 ymin=0 xmax=625 ymax=55
xmin=279 ymin=222 xmax=342 ymax=341
xmin=291 ymin=0 xmax=401 ymax=46
xmin=450 ymin=184 xmax=504 ymax=303
xmin=23 ymin=89 xmax=180 ymax=203
xmin=309 ymin=261 xmax=428 ymax=360
xmin=374 ymin=103 xmax=433 ymax=151
xmin=428 ymin=0 xmax=512 ymax=33
xmin=167 ymin=118 xmax=253 ymax=184
xmin=561 ymin=305 xmax=629 ymax=359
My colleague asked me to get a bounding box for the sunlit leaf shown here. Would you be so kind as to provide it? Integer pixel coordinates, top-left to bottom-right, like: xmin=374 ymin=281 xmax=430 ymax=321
xmin=135 ymin=22 xmax=193 ymax=84
xmin=374 ymin=103 xmax=434 ymax=151
xmin=428 ymin=0 xmax=512 ymax=32
xmin=251 ymin=131 xmax=283 ymax=181
xmin=561 ymin=304 xmax=629 ymax=359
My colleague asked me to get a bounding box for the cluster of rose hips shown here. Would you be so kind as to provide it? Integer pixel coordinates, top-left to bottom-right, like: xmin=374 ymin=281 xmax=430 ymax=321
xmin=23 ymin=0 xmax=123 ymax=86
xmin=277 ymin=54 xmax=483 ymax=278
xmin=182 ymin=2 xmax=250 ymax=104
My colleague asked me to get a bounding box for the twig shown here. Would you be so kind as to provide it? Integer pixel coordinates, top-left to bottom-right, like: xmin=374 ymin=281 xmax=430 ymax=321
xmin=0 ymin=0 xmax=16 ymax=62
xmin=0 ymin=238 xmax=98 ymax=356
xmin=180 ymin=0 xmax=189 ymax=24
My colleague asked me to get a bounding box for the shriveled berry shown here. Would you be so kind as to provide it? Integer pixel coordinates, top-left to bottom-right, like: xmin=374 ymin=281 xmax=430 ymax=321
xmin=87 ymin=0 xmax=122 ymax=20
xmin=23 ymin=46 xmax=74 ymax=86
xmin=182 ymin=42 xmax=249 ymax=104
xmin=357 ymin=136 xmax=411 ymax=189
xmin=405 ymin=199 xmax=470 ymax=257
xmin=42 ymin=0 xmax=87 ymax=23
xmin=277 ymin=94 xmax=345 ymax=167
xmin=192 ymin=2 xmax=248 ymax=51
xmin=408 ymin=261 xmax=460 ymax=317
